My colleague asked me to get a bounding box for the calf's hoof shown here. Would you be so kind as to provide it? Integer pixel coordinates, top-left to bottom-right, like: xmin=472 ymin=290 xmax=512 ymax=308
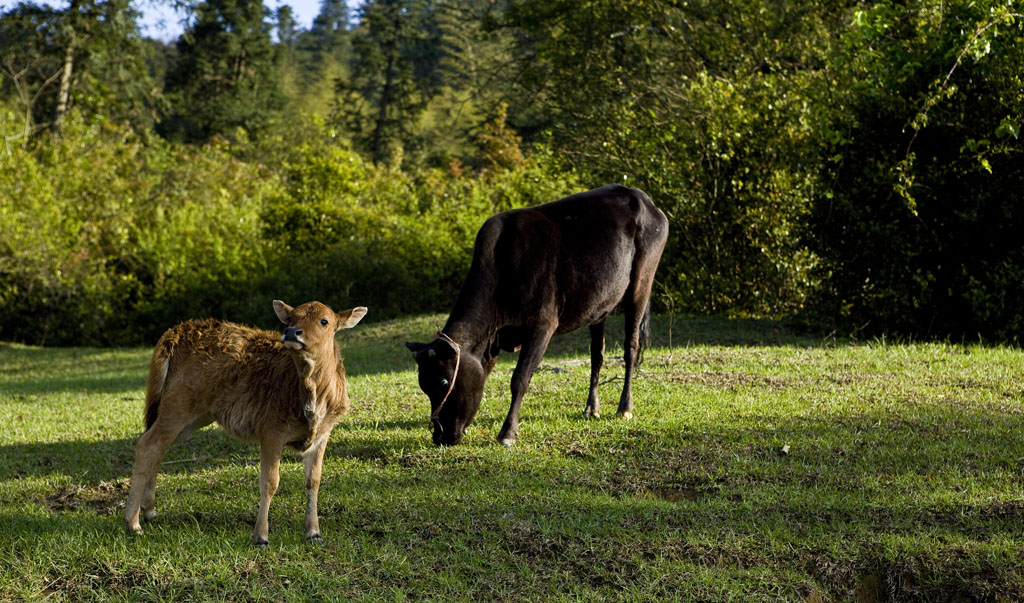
xmin=126 ymin=523 xmax=143 ymax=535
xmin=143 ymin=508 xmax=157 ymax=521
xmin=306 ymin=534 xmax=322 ymax=545
xmin=253 ymin=538 xmax=269 ymax=549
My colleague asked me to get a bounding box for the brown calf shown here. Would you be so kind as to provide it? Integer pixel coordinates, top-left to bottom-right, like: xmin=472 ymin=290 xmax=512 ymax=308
xmin=124 ymin=300 xmax=367 ymax=547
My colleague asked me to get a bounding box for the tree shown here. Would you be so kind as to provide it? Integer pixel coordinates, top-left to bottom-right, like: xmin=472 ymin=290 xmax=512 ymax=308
xmin=0 ymin=0 xmax=161 ymax=140
xmin=308 ymin=0 xmax=349 ymax=51
xmin=334 ymin=0 xmax=438 ymax=165
xmin=804 ymin=1 xmax=1024 ymax=339
xmin=276 ymin=4 xmax=298 ymax=48
xmin=160 ymin=0 xmax=283 ymax=142
xmin=492 ymin=0 xmax=859 ymax=316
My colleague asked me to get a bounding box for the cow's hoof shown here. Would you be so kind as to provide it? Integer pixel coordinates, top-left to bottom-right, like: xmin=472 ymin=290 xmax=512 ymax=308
xmin=306 ymin=534 xmax=322 ymax=545
xmin=498 ymin=436 xmax=517 ymax=447
xmin=127 ymin=524 xmax=143 ymax=535
xmin=583 ymin=408 xmax=600 ymax=420
xmin=617 ymin=410 xmax=633 ymax=420
xmin=143 ymin=508 xmax=157 ymax=521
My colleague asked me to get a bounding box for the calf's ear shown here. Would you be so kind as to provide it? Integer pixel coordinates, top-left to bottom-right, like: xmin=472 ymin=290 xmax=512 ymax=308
xmin=336 ymin=306 xmax=368 ymax=330
xmin=273 ymin=300 xmax=293 ymax=325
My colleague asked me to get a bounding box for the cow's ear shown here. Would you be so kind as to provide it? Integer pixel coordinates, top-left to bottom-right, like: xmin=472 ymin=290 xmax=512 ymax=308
xmin=434 ymin=337 xmax=460 ymax=360
xmin=406 ymin=341 xmax=428 ymax=355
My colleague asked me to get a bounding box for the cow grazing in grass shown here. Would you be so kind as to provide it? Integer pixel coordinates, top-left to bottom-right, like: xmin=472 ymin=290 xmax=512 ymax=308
xmin=406 ymin=184 xmax=669 ymax=446
xmin=125 ymin=300 xmax=367 ymax=547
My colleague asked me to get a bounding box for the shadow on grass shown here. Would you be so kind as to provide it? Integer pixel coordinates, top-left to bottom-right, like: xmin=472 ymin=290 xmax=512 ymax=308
xmin=345 ymin=313 xmax=828 ymax=378
xmin=0 ymin=344 xmax=147 ymax=396
xmin=0 ymin=314 xmax=824 ymax=388
xmin=0 ymin=428 xmax=256 ymax=483
xmin=4 ymin=402 xmax=1022 ymax=600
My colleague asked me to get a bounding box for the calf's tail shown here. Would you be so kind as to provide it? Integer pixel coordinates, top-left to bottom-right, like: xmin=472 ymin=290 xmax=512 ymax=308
xmin=144 ymin=332 xmax=176 ymax=431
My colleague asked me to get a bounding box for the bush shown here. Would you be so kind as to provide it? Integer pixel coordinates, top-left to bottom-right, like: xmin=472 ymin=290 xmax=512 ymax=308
xmin=0 ymin=112 xmax=278 ymax=345
xmin=258 ymin=141 xmax=580 ymax=321
xmin=0 ymin=112 xmax=579 ymax=346
xmin=802 ymin=3 xmax=1024 ymax=341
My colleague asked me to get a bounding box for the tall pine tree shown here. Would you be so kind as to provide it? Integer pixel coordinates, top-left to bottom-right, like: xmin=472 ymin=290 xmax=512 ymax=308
xmin=334 ymin=0 xmax=437 ymax=165
xmin=160 ymin=0 xmax=282 ymax=142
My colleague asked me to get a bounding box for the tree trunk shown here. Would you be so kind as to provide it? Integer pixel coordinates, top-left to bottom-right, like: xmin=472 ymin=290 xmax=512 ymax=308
xmin=371 ymin=1 xmax=401 ymax=165
xmin=53 ymin=41 xmax=74 ymax=133
xmin=372 ymin=50 xmax=396 ymax=164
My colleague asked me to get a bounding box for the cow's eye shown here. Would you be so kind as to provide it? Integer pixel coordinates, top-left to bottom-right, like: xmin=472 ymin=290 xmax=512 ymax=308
xmin=320 ymin=319 xmax=329 ymax=326
xmin=440 ymin=379 xmax=449 ymax=387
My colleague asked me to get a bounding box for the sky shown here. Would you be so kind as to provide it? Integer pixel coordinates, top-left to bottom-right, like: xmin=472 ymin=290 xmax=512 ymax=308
xmin=0 ymin=0 xmax=328 ymax=42
xmin=138 ymin=0 xmax=326 ymax=41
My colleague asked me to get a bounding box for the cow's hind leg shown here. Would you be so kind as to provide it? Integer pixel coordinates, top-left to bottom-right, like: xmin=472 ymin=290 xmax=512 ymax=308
xmin=498 ymin=323 xmax=556 ymax=446
xmin=618 ymin=281 xmax=657 ymax=418
xmin=583 ymin=321 xmax=606 ymax=419
xmin=617 ymin=301 xmax=640 ymax=419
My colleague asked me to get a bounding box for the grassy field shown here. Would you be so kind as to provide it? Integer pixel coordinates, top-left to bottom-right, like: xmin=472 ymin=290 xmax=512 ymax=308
xmin=1 ymin=314 xmax=1022 ymax=601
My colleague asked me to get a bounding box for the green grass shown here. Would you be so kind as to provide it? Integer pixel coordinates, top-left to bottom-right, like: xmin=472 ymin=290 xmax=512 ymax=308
xmin=1 ymin=314 xmax=1022 ymax=601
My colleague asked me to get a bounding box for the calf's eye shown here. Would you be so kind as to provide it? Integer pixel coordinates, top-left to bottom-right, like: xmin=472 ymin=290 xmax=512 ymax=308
xmin=320 ymin=319 xmax=329 ymax=326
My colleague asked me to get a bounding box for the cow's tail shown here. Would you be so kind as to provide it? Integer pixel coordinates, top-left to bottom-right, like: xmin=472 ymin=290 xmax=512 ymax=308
xmin=143 ymin=330 xmax=177 ymax=431
xmin=637 ymin=300 xmax=652 ymax=370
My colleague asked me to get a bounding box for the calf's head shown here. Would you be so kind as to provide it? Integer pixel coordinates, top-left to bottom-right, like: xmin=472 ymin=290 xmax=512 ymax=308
xmin=406 ymin=336 xmax=484 ymax=446
xmin=273 ymin=300 xmax=367 ymax=356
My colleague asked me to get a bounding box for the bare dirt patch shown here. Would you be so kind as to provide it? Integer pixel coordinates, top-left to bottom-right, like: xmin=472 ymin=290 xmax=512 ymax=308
xmin=44 ymin=479 xmax=129 ymax=515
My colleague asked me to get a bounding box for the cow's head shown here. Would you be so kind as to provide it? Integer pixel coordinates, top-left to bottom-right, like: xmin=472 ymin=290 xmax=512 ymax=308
xmin=406 ymin=335 xmax=484 ymax=445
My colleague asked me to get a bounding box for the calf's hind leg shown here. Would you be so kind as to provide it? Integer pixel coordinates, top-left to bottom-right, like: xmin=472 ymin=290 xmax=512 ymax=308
xmin=125 ymin=415 xmax=190 ymax=534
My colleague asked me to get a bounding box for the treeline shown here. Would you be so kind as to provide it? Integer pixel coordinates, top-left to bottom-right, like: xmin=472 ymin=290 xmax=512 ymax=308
xmin=1 ymin=0 xmax=1022 ymax=345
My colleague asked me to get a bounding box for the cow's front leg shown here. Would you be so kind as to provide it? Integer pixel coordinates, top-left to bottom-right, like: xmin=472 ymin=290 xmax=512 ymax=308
xmin=498 ymin=323 xmax=555 ymax=446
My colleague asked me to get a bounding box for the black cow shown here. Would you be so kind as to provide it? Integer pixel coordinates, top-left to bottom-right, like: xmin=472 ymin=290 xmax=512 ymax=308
xmin=406 ymin=184 xmax=669 ymax=446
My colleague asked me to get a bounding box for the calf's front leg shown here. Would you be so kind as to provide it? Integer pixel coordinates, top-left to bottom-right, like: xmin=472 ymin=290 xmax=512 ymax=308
xmin=302 ymin=435 xmax=329 ymax=543
xmin=254 ymin=437 xmax=284 ymax=547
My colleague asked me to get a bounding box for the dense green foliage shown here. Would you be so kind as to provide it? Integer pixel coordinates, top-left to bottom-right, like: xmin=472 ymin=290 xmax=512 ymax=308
xmin=0 ymin=111 xmax=577 ymax=345
xmin=1 ymin=0 xmax=1023 ymax=344
xmin=2 ymin=316 xmax=1023 ymax=599
xmin=160 ymin=0 xmax=284 ymax=142
xmin=805 ymin=2 xmax=1024 ymax=340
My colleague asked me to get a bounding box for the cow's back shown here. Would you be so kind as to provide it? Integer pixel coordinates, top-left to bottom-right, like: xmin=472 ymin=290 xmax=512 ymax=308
xmin=481 ymin=185 xmax=664 ymax=332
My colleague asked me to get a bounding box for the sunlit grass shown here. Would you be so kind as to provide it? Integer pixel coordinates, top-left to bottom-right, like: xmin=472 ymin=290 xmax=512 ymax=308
xmin=1 ymin=315 xmax=1022 ymax=601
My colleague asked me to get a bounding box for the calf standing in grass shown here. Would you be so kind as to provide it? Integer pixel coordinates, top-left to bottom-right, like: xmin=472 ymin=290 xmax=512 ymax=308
xmin=124 ymin=300 xmax=367 ymax=547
